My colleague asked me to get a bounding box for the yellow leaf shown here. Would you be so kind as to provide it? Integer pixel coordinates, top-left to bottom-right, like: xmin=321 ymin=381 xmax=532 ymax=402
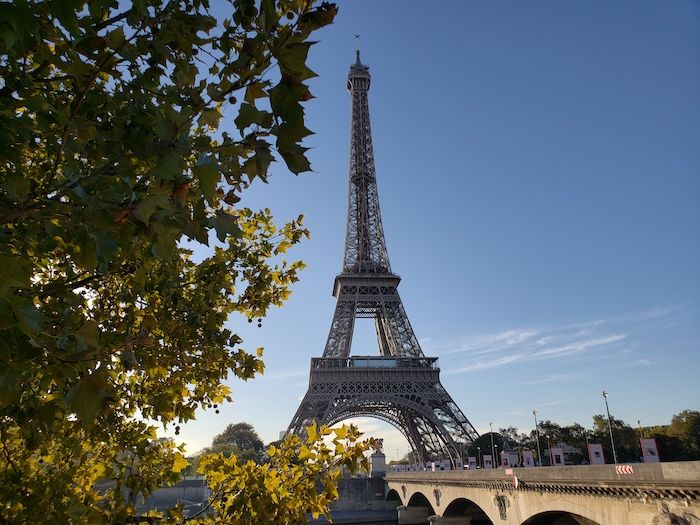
xmin=306 ymin=421 xmax=318 ymax=443
xmin=334 ymin=426 xmax=347 ymax=439
xmin=172 ymin=452 xmax=190 ymax=473
xmin=298 ymin=445 xmax=313 ymax=461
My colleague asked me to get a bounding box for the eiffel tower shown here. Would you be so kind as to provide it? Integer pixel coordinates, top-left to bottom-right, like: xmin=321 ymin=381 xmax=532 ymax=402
xmin=287 ymin=49 xmax=479 ymax=464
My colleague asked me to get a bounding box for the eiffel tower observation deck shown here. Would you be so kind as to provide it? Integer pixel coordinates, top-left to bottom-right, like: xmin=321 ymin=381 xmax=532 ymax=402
xmin=287 ymin=48 xmax=479 ymax=465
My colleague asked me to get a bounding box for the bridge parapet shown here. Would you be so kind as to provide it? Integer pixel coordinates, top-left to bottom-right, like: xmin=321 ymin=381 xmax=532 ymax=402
xmin=387 ymin=461 xmax=700 ymax=525
xmin=388 ymin=461 xmax=700 ymax=498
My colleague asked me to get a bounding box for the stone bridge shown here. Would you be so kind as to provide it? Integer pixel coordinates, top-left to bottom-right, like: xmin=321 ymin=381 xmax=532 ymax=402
xmin=385 ymin=461 xmax=700 ymax=525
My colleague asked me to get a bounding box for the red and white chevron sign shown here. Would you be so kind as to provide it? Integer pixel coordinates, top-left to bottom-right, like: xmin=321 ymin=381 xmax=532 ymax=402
xmin=615 ymin=465 xmax=634 ymax=474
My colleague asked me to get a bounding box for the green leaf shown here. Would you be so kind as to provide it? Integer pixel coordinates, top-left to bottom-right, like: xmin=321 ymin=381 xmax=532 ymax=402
xmin=235 ymin=103 xmax=267 ymax=132
xmin=212 ymin=210 xmax=241 ymax=242
xmin=152 ymin=150 xmax=182 ymax=181
xmin=75 ymin=320 xmax=99 ymax=349
xmin=0 ymin=256 xmax=31 ymax=289
xmin=134 ymin=194 xmax=170 ymax=224
xmin=9 ymin=296 xmax=43 ymax=336
xmin=49 ymin=0 xmax=81 ymax=36
xmin=275 ymin=42 xmax=317 ymax=81
xmin=198 ymin=108 xmax=221 ymax=129
xmin=193 ymin=155 xmax=219 ymax=202
xmin=244 ymin=82 xmax=269 ymax=104
xmin=69 ymin=371 xmax=108 ymax=428
xmin=278 ymin=144 xmax=311 ymax=175
xmin=106 ymin=27 xmax=125 ymax=48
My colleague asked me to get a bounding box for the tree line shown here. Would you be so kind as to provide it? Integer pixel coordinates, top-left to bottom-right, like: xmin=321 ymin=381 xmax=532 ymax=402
xmin=473 ymin=409 xmax=700 ymax=465
xmin=389 ymin=410 xmax=700 ymax=466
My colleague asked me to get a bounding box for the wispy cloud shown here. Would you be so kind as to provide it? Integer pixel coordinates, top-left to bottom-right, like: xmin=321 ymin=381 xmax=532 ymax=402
xmin=438 ymin=306 xmax=679 ymax=375
xmin=530 ymin=334 xmax=626 ymax=359
xmin=538 ymin=399 xmax=570 ymax=407
xmin=437 ymin=329 xmax=539 ymax=356
xmin=519 ymin=373 xmax=586 ymax=385
xmin=445 ymin=333 xmax=626 ymax=374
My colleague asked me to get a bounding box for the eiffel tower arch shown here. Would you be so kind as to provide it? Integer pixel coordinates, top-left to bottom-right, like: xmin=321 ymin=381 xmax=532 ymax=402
xmin=287 ymin=49 xmax=479 ymax=465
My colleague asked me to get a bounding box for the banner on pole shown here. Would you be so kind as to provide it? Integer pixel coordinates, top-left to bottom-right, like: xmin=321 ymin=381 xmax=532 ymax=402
xmin=640 ymin=438 xmax=660 ymax=463
xmin=468 ymin=456 xmax=477 ymax=469
xmin=501 ymin=451 xmax=519 ymax=467
xmin=588 ymin=443 xmax=605 ymax=465
xmin=550 ymin=447 xmax=565 ymax=465
xmin=483 ymin=454 xmax=493 ymax=469
xmin=522 ymin=449 xmax=535 ymax=467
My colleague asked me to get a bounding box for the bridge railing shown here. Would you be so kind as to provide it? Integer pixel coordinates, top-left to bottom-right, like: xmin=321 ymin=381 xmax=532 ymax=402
xmin=386 ymin=460 xmax=700 ymax=486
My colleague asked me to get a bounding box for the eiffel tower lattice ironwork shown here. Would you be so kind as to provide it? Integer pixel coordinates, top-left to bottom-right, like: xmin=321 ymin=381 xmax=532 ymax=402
xmin=287 ymin=49 xmax=479 ymax=464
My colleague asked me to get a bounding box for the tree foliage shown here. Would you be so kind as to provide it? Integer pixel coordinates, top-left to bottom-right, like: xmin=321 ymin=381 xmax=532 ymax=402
xmin=0 ymin=0 xmax=380 ymax=523
xmin=213 ymin=422 xmax=264 ymax=449
xmin=207 ymin=421 xmax=266 ymax=463
xmin=198 ymin=423 xmax=374 ymax=525
xmin=489 ymin=410 xmax=700 ymax=465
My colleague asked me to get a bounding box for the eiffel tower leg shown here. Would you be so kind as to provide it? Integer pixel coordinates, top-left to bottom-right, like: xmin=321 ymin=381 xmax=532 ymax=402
xmin=287 ymin=390 xmax=323 ymax=436
xmin=323 ymin=299 xmax=356 ymax=358
xmin=401 ymin=412 xmax=428 ymax=464
xmin=374 ymin=312 xmax=393 ymax=357
xmin=376 ymin=299 xmax=421 ymax=357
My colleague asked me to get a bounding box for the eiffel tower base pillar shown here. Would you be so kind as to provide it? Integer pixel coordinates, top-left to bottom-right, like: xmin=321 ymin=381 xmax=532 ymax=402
xmin=398 ymin=505 xmax=431 ymax=524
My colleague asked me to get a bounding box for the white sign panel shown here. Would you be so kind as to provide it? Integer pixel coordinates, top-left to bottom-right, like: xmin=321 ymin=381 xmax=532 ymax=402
xmin=483 ymin=454 xmax=494 ymax=469
xmin=468 ymin=456 xmax=477 ymax=469
xmin=551 ymin=447 xmax=565 ymax=466
xmin=588 ymin=443 xmax=605 ymax=465
xmin=522 ymin=450 xmax=535 ymax=467
xmin=641 ymin=438 xmax=660 ymax=463
xmin=500 ymin=451 xmax=509 ymax=467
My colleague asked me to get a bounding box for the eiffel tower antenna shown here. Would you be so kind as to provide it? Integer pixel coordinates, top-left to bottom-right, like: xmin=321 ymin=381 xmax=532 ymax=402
xmin=287 ymin=49 xmax=479 ymax=465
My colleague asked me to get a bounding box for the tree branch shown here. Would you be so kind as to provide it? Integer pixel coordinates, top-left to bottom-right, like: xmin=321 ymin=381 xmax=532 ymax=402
xmin=94 ymin=9 xmax=133 ymax=32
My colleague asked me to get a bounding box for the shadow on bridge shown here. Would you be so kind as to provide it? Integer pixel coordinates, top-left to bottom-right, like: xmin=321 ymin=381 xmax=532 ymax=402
xmin=443 ymin=497 xmax=493 ymax=525
xmin=407 ymin=491 xmax=435 ymax=515
xmin=522 ymin=511 xmax=601 ymax=525
xmin=387 ymin=489 xmax=402 ymax=504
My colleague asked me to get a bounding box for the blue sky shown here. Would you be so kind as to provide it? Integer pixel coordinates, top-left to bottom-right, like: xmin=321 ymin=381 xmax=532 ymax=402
xmin=170 ymin=1 xmax=700 ymax=459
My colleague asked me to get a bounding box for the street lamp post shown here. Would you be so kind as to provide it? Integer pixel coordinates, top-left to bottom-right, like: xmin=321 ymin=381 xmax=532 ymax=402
xmin=477 ymin=446 xmax=482 ymax=469
xmin=533 ymin=410 xmax=543 ymax=467
xmin=637 ymin=419 xmax=644 ymax=439
xmin=495 ymin=444 xmax=499 ymax=467
xmin=489 ymin=422 xmax=496 ymax=467
xmin=602 ymin=390 xmax=618 ymax=464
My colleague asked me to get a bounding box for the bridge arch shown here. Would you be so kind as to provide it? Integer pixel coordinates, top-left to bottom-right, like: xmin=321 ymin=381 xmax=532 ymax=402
xmin=407 ymin=491 xmax=436 ymax=515
xmin=386 ymin=488 xmax=402 ymax=504
xmin=522 ymin=509 xmax=601 ymax=525
xmin=443 ymin=497 xmax=494 ymax=525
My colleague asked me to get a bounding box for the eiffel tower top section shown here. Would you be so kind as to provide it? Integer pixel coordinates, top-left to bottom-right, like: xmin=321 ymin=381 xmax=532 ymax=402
xmin=342 ymin=48 xmax=392 ymax=275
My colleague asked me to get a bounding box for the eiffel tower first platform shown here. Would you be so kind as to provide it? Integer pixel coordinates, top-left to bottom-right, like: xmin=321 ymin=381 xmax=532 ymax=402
xmin=287 ymin=49 xmax=479 ymax=465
